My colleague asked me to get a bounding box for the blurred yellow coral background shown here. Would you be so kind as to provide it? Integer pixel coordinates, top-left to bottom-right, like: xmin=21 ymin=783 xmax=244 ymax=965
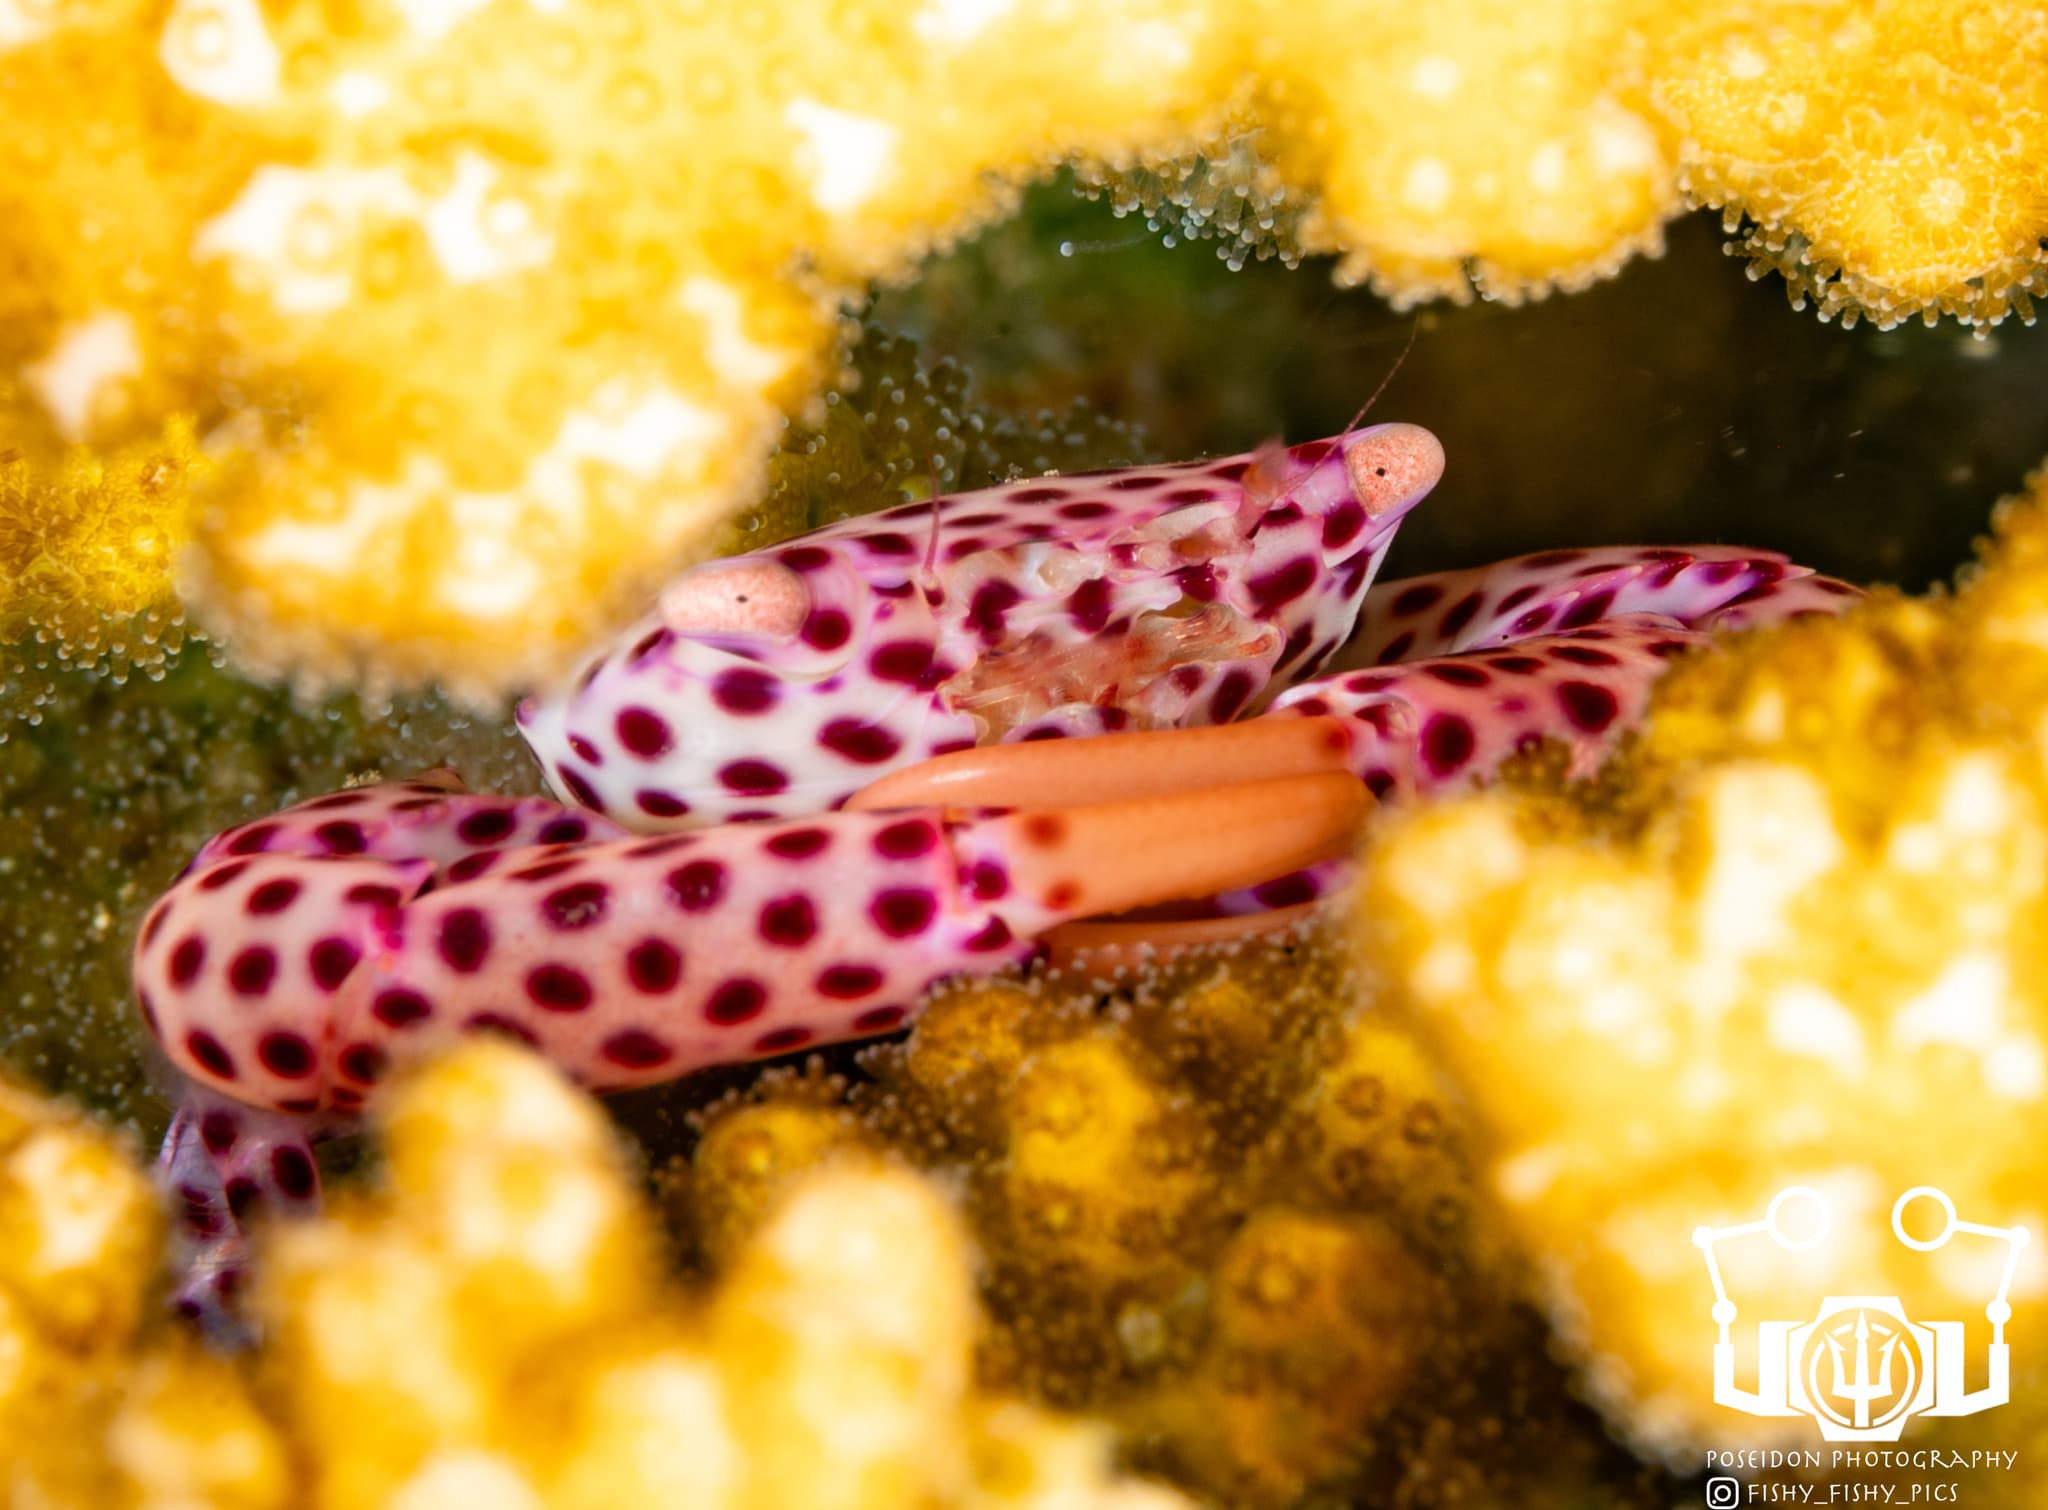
xmin=4 ymin=0 xmax=2045 ymax=697
xmin=0 ymin=1043 xmax=1197 ymax=1509
xmin=1360 ymin=462 xmax=2048 ymax=1464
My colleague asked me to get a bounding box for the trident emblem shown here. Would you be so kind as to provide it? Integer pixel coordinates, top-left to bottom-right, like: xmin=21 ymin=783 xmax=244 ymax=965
xmin=1822 ymin=1309 xmax=1905 ymax=1430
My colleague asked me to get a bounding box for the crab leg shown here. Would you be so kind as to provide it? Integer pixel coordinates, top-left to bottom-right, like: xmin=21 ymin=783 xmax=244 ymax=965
xmin=136 ymin=770 xmax=1363 ymax=1333
xmin=857 ymin=548 xmax=1862 ymax=961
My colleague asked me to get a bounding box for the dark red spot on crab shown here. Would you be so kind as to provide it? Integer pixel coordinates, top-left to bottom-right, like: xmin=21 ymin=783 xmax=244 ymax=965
xmin=1391 ymin=582 xmax=1443 ymax=617
xmin=309 ymin=937 xmax=360 ymax=991
xmin=818 ymin=964 xmax=883 ymax=999
xmin=200 ymin=1110 xmax=238 ymax=1154
xmin=802 ymin=608 xmax=852 ymax=650
xmin=1375 ymin=631 xmax=1416 ymax=665
xmin=753 ymin=1026 xmax=813 ymax=1055
xmin=187 ymin=1031 xmax=235 ymax=1079
xmin=818 ymin=719 xmax=902 ymax=764
xmin=871 ymin=889 xmax=937 ymax=937
xmin=617 ymin=707 xmax=674 ymax=759
xmin=466 ymin=1012 xmax=539 ymax=1048
xmin=438 ymin=909 xmax=492 ymax=972
xmin=626 ymin=938 xmax=682 ymax=993
xmin=198 ymin=860 xmax=251 ymax=891
xmin=446 ymin=852 xmax=498 ymax=883
xmin=1252 ymin=872 xmax=1319 ymax=908
xmin=874 ymin=819 xmax=936 ymax=859
xmin=558 ymin=766 xmax=602 ymax=809
xmin=542 ymin=881 xmax=609 ymax=930
xmin=169 ymin=935 xmax=207 ymax=986
xmin=535 ymin=815 xmax=590 ymax=844
xmin=257 ymin=1031 xmax=315 ymax=1078
xmin=1425 ymin=662 xmax=1490 ymax=688
xmin=1322 ymin=499 xmax=1367 ymax=549
xmin=1439 ymin=591 xmax=1483 ymax=641
xmin=339 ymin=1043 xmax=387 ymax=1084
xmin=226 ymin=824 xmax=279 ymax=857
xmin=766 ymin=827 xmax=830 ymax=860
xmin=374 ymin=988 xmax=433 ymax=1028
xmin=779 ymin=545 xmax=831 ymax=571
xmin=1248 ymin=556 xmax=1316 ymax=613
xmin=714 ymin=668 xmax=781 ymax=715
xmin=247 ymin=879 xmax=300 ymax=915
xmin=314 ymin=821 xmax=366 ymax=855
xmin=719 ymin=760 xmax=788 ymax=797
xmin=1488 ymin=654 xmax=1545 ymax=674
xmin=1558 ymin=680 xmax=1621 ymax=733
xmin=457 ymin=808 xmax=516 ymax=845
xmin=636 ymin=790 xmax=690 ymax=818
xmin=706 ymin=978 xmax=767 ymax=1026
xmin=228 ymin=946 xmax=276 ymax=997
xmin=527 ymin=963 xmax=593 ymax=1011
xmin=1553 ymin=644 xmax=1620 ymax=667
xmin=274 ymin=1147 xmax=317 ymax=1196
xmin=871 ymin=639 xmax=936 ymax=686
xmin=759 ymin=894 xmax=818 ymax=947
xmin=667 ymin=860 xmax=727 ymax=911
xmin=1557 ymin=589 xmax=1617 ymax=630
xmin=1211 ymin=668 xmax=1257 ymax=721
xmin=1420 ymin=713 xmax=1476 ymax=777
xmin=603 ymin=1029 xmax=673 ymax=1069
xmin=1067 ymin=577 xmax=1112 ymax=634
xmin=963 ymin=917 xmax=1014 ymax=952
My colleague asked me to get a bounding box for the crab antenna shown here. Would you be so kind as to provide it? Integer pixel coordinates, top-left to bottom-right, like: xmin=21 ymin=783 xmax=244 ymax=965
xmin=919 ymin=465 xmax=944 ymax=598
xmin=1341 ymin=317 xmax=1422 ymax=437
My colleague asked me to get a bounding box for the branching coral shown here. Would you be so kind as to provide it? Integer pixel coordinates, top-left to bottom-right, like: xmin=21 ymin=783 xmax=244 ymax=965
xmin=676 ymin=943 xmax=1642 ymax=1509
xmin=5 ymin=0 xmax=2041 ymax=694
xmin=0 ymin=1044 xmax=1200 ymax=1508
xmin=1356 ymin=461 xmax=2048 ymax=1466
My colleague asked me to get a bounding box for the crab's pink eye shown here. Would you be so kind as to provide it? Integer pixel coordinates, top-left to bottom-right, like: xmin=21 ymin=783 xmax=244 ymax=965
xmin=1343 ymin=423 xmax=1446 ymax=518
xmin=659 ymin=558 xmax=811 ymax=640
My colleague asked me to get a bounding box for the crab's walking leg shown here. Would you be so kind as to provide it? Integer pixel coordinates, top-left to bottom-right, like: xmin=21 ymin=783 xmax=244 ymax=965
xmin=159 ymin=1089 xmax=326 ymax=1345
xmin=1349 ymin=545 xmax=1856 ymax=665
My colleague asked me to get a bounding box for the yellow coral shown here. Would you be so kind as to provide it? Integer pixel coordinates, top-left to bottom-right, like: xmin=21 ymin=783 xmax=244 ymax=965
xmin=1357 ymin=463 xmax=2048 ymax=1464
xmin=253 ymin=1041 xmax=1196 ymax=1510
xmin=0 ymin=416 xmax=200 ymax=714
xmin=5 ymin=0 xmax=2040 ymax=692
xmin=0 ymin=1073 xmax=296 ymax=1509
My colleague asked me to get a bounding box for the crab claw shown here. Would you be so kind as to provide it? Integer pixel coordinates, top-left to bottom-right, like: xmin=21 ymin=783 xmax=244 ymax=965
xmin=846 ymin=715 xmax=1359 ymax=812
xmin=963 ymin=770 xmax=1368 ymax=929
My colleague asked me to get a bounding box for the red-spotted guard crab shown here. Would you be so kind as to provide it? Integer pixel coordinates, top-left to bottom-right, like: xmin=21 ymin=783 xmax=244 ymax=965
xmin=131 ymin=422 xmax=1856 ymax=1334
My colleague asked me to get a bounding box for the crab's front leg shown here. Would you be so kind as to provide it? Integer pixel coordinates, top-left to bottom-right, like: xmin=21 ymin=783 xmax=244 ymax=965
xmin=136 ymin=771 xmax=1365 ymax=1333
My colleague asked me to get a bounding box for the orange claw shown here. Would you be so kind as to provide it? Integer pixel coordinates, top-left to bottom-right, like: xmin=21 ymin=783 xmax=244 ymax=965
xmin=846 ymin=716 xmax=1358 ymax=812
xmin=955 ymin=770 xmax=1367 ymax=934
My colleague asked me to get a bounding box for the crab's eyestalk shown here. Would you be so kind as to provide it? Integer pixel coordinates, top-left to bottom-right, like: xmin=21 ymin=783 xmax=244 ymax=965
xmin=658 ymin=556 xmax=811 ymax=640
xmin=1344 ymin=422 xmax=1446 ymax=519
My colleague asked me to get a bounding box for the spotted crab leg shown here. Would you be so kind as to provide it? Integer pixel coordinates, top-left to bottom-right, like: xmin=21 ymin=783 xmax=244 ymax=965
xmin=136 ymin=770 xmax=1364 ymax=1335
xmin=853 ymin=546 xmax=1862 ymax=961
